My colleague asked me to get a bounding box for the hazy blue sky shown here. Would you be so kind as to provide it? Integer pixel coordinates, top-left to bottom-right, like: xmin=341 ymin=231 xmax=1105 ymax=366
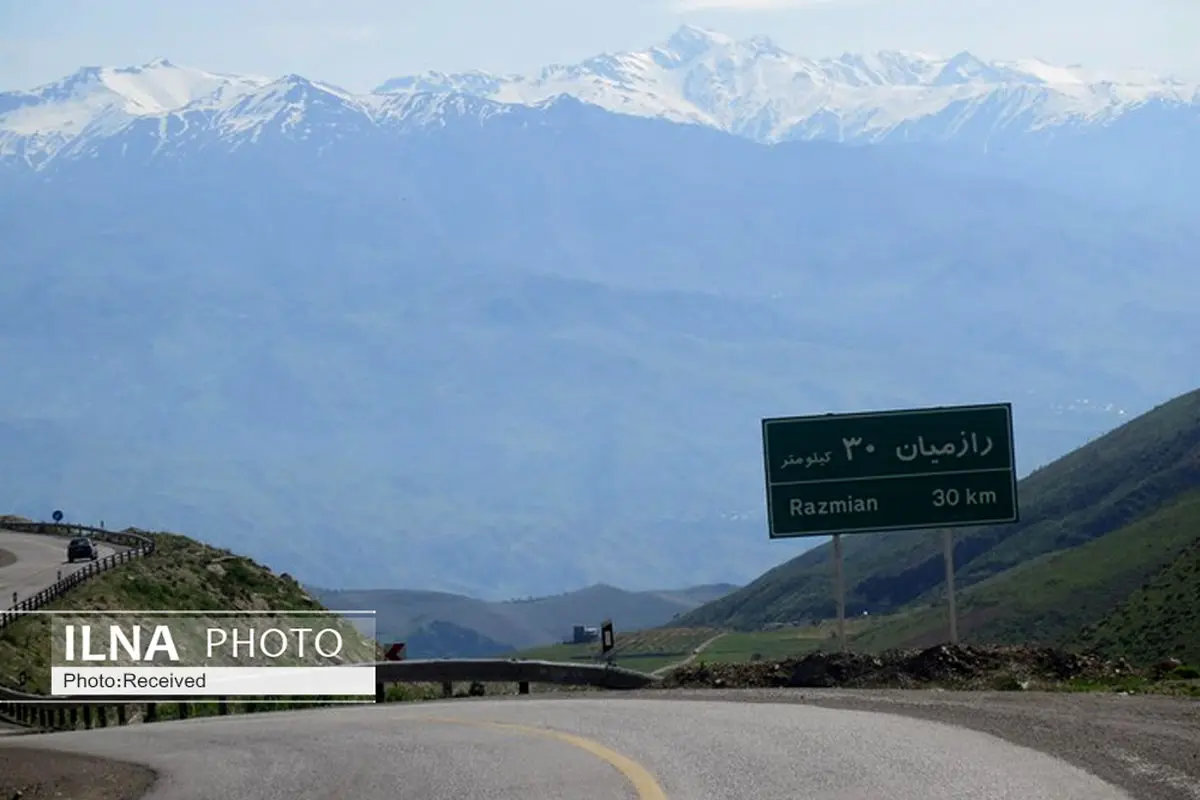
xmin=1 ymin=0 xmax=1196 ymax=91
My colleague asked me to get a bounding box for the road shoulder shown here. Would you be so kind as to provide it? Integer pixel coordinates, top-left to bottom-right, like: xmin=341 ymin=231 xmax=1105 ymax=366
xmin=622 ymin=688 xmax=1200 ymax=800
xmin=0 ymin=745 xmax=157 ymax=800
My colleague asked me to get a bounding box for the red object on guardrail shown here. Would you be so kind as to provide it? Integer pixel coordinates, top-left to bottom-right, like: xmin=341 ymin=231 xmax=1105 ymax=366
xmin=384 ymin=642 xmax=407 ymax=661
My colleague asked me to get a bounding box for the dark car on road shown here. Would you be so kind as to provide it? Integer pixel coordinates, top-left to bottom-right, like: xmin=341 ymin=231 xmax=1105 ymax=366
xmin=67 ymin=537 xmax=98 ymax=563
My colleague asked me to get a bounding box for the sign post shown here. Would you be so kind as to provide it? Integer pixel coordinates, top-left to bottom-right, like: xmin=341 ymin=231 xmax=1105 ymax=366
xmin=944 ymin=530 xmax=959 ymax=643
xmin=832 ymin=534 xmax=846 ymax=652
xmin=600 ymin=619 xmax=614 ymax=659
xmin=762 ymin=403 xmax=1018 ymax=648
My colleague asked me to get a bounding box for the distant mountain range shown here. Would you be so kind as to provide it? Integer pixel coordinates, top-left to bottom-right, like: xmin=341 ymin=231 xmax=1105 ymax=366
xmin=4 ymin=26 xmax=1195 ymax=215
xmin=1 ymin=28 xmax=1195 ymax=598
xmin=5 ymin=26 xmax=1198 ymax=164
xmin=311 ymin=582 xmax=739 ymax=656
xmin=377 ymin=26 xmax=1199 ymax=145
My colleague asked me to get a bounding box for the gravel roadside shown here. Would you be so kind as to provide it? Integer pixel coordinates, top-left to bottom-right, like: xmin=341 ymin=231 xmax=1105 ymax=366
xmin=618 ymin=687 xmax=1200 ymax=800
xmin=0 ymin=746 xmax=157 ymax=799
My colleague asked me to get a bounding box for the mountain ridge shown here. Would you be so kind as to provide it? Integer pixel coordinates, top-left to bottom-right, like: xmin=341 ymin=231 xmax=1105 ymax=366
xmin=312 ymin=581 xmax=740 ymax=654
xmin=2 ymin=29 xmax=1195 ymax=597
xmin=1 ymin=76 xmax=1193 ymax=596
xmin=4 ymin=26 xmax=1199 ymax=169
xmin=375 ymin=25 xmax=1200 ymax=144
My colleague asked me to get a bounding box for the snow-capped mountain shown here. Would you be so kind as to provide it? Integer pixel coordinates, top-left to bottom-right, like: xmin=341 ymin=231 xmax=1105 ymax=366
xmin=0 ymin=58 xmax=270 ymax=165
xmin=2 ymin=25 xmax=1198 ymax=169
xmin=378 ymin=25 xmax=1198 ymax=143
xmin=0 ymin=58 xmax=526 ymax=166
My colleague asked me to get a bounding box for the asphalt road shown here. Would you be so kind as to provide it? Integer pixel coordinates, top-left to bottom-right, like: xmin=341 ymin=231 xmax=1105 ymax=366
xmin=0 ymin=696 xmax=1144 ymax=799
xmin=0 ymin=529 xmax=122 ymax=608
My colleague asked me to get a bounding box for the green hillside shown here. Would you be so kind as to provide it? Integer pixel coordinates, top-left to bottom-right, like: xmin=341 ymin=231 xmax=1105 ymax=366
xmin=1077 ymin=535 xmax=1200 ymax=667
xmin=678 ymin=388 xmax=1200 ymax=631
xmin=847 ymin=487 xmax=1200 ymax=657
xmin=0 ymin=531 xmax=379 ymax=695
xmin=514 ymin=627 xmax=722 ymax=674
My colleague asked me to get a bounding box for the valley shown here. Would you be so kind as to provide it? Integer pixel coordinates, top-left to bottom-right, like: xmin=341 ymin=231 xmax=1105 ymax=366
xmin=2 ymin=33 xmax=1195 ymax=595
xmin=2 ymin=16 xmax=1198 ymax=800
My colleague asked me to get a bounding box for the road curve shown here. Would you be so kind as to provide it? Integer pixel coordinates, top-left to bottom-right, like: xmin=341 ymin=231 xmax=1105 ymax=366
xmin=0 ymin=697 xmax=1132 ymax=799
xmin=0 ymin=530 xmax=122 ymax=607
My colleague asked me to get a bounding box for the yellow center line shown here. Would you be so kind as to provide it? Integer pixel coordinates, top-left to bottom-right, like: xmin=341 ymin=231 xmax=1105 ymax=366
xmin=418 ymin=716 xmax=668 ymax=800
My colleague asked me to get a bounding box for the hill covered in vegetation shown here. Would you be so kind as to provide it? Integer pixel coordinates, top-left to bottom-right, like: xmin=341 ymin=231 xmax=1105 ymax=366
xmin=676 ymin=388 xmax=1200 ymax=664
xmin=0 ymin=530 xmax=376 ymax=694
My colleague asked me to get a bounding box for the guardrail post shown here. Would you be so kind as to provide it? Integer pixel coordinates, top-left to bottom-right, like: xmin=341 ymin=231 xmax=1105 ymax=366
xmin=376 ymin=682 xmax=385 ymax=703
xmin=441 ymin=681 xmax=453 ymax=698
xmin=145 ymin=702 xmax=157 ymax=723
xmin=217 ymin=697 xmax=228 ymax=715
xmin=82 ymin=703 xmax=92 ymax=728
xmin=69 ymin=706 xmax=78 ymax=728
xmin=177 ymin=702 xmax=190 ymax=720
xmin=518 ymin=681 xmax=530 ymax=695
xmin=55 ymin=706 xmax=65 ymax=728
xmin=117 ymin=704 xmax=127 ymax=726
xmin=97 ymin=705 xmax=108 ymax=727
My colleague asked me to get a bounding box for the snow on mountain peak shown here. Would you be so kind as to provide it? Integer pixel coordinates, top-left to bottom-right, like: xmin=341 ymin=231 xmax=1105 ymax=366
xmin=366 ymin=30 xmax=1196 ymax=142
xmin=933 ymin=51 xmax=1005 ymax=85
xmin=2 ymin=27 xmax=1197 ymax=167
xmin=0 ymin=58 xmax=273 ymax=163
xmin=659 ymin=25 xmax=736 ymax=63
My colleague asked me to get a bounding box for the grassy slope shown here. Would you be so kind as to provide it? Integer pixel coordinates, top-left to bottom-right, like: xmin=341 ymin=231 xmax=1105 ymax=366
xmin=848 ymin=487 xmax=1200 ymax=658
xmin=509 ymin=619 xmax=883 ymax=671
xmin=678 ymin=388 xmax=1200 ymax=630
xmin=1078 ymin=534 xmax=1200 ymax=666
xmin=514 ymin=627 xmax=721 ymax=673
xmin=697 ymin=618 xmax=877 ymax=663
xmin=0 ymin=532 xmax=378 ymax=694
xmin=314 ymin=582 xmax=738 ymax=653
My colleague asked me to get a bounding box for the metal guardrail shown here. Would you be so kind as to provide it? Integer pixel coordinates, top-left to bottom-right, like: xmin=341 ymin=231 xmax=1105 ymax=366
xmin=372 ymin=658 xmax=657 ymax=690
xmin=0 ymin=658 xmax=659 ymax=731
xmin=0 ymin=523 xmax=658 ymax=731
xmin=0 ymin=521 xmax=156 ymax=715
xmin=0 ymin=522 xmax=155 ymax=630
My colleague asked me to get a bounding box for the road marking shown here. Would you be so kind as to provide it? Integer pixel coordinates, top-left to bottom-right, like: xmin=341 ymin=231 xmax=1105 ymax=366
xmin=420 ymin=716 xmax=667 ymax=799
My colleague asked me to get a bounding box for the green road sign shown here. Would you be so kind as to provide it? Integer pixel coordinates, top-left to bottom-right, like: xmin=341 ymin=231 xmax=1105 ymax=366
xmin=762 ymin=403 xmax=1018 ymax=538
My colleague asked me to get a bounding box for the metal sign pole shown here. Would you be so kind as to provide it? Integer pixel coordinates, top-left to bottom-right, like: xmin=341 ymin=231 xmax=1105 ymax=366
xmin=763 ymin=403 xmax=1019 ymax=653
xmin=833 ymin=533 xmax=846 ymax=652
xmin=944 ymin=529 xmax=959 ymax=644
